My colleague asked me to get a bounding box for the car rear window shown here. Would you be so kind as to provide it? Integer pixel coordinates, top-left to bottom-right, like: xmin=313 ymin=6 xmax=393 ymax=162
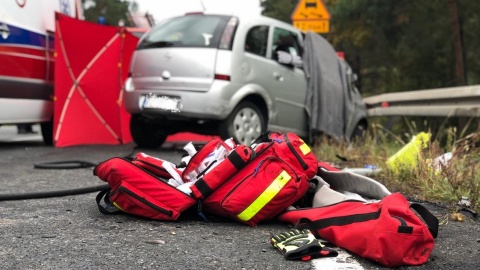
xmin=137 ymin=15 xmax=231 ymax=49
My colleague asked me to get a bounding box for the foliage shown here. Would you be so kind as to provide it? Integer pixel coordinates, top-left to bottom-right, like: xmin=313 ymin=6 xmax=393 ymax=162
xmin=261 ymin=0 xmax=298 ymax=23
xmin=81 ymin=0 xmax=132 ymax=26
xmin=458 ymin=0 xmax=480 ymax=85
xmin=262 ymin=0 xmax=480 ymax=95
xmin=312 ymin=124 xmax=480 ymax=215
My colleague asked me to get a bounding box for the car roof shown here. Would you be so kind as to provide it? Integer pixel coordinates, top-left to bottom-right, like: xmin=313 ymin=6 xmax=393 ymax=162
xmin=180 ymin=12 xmax=300 ymax=32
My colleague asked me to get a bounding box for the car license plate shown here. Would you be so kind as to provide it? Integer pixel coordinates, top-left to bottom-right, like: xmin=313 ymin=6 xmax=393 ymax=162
xmin=141 ymin=94 xmax=182 ymax=112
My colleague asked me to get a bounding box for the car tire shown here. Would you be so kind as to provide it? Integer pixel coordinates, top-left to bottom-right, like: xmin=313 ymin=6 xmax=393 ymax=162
xmin=219 ymin=101 xmax=266 ymax=145
xmin=130 ymin=114 xmax=168 ymax=149
xmin=350 ymin=122 xmax=367 ymax=142
xmin=41 ymin=118 xmax=53 ymax=146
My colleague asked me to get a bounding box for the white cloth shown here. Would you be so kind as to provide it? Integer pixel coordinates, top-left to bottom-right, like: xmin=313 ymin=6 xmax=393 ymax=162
xmin=276 ymin=51 xmax=303 ymax=67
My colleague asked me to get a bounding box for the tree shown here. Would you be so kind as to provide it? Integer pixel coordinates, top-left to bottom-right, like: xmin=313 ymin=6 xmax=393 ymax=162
xmin=448 ymin=0 xmax=466 ymax=85
xmin=81 ymin=0 xmax=132 ymax=26
xmin=324 ymin=0 xmax=467 ymax=94
xmin=261 ymin=0 xmax=480 ymax=94
xmin=261 ymin=0 xmax=297 ymax=23
xmin=458 ymin=0 xmax=480 ymax=85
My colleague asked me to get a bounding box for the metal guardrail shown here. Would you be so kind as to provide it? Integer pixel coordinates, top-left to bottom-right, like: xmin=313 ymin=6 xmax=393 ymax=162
xmin=363 ymin=85 xmax=480 ymax=117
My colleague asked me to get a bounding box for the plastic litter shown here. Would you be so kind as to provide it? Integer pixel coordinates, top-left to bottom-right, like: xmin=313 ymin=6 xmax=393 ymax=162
xmin=341 ymin=167 xmax=382 ymax=176
xmin=426 ymin=152 xmax=453 ymax=174
xmin=458 ymin=196 xmax=471 ymax=208
xmin=386 ymin=132 xmax=431 ymax=173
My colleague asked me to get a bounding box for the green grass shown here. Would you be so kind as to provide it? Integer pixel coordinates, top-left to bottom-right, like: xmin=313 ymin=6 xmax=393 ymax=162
xmin=312 ymin=123 xmax=480 ymax=213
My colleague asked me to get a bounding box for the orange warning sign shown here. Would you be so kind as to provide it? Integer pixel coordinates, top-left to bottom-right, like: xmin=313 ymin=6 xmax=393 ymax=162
xmin=291 ymin=0 xmax=331 ymax=21
xmin=293 ymin=20 xmax=329 ymax=33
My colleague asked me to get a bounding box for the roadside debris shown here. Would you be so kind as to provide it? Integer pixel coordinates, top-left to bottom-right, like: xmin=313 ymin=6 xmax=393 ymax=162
xmin=386 ymin=132 xmax=431 ymax=172
xmin=341 ymin=164 xmax=381 ymax=176
xmin=145 ymin=240 xmax=166 ymax=245
xmin=426 ymin=152 xmax=453 ymax=174
xmin=448 ymin=197 xmax=478 ymax=221
xmin=458 ymin=196 xmax=471 ymax=208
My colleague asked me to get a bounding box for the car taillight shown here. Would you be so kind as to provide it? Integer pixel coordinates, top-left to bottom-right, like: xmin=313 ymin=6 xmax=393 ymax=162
xmin=214 ymin=74 xmax=230 ymax=81
xmin=124 ymin=77 xmax=134 ymax=91
xmin=219 ymin=17 xmax=238 ymax=50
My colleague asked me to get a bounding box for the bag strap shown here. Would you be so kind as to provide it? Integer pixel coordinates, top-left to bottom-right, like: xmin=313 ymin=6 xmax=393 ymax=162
xmin=295 ymin=204 xmax=439 ymax=240
xmin=96 ymin=189 xmax=122 ymax=215
xmin=410 ymin=203 xmax=439 ymax=238
xmin=252 ymin=130 xmax=274 ymax=144
xmin=294 ymin=209 xmax=382 ymax=236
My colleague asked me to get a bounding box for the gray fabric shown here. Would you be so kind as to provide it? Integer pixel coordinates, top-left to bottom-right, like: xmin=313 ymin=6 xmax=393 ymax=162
xmin=317 ymin=168 xmax=392 ymax=200
xmin=303 ymin=31 xmax=346 ymax=139
xmin=338 ymin=59 xmax=352 ymax=130
xmin=313 ymin=184 xmax=353 ymax=208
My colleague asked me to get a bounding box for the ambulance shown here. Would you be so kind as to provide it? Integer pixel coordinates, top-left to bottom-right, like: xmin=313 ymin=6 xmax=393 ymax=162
xmin=0 ymin=0 xmax=83 ymax=144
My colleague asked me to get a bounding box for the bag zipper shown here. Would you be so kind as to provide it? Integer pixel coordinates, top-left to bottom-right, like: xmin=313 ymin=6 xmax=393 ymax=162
xmin=134 ymin=159 xmax=169 ymax=176
xmin=182 ymin=139 xmax=220 ymax=177
xmin=117 ymin=186 xmax=173 ymax=217
xmin=108 ymin=158 xmax=193 ymax=200
xmin=196 ymin=160 xmax=217 ymax=179
xmin=120 ymin=157 xmax=168 ymax=183
xmin=220 ymin=157 xmax=300 ymax=205
xmin=283 ymin=133 xmax=308 ymax=170
xmin=253 ymin=156 xmax=299 ymax=179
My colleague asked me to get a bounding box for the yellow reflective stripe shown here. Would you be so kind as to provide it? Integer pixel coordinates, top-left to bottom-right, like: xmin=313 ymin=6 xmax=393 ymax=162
xmin=237 ymin=170 xmax=292 ymax=222
xmin=113 ymin=202 xmax=125 ymax=212
xmin=299 ymin=142 xmax=311 ymax=155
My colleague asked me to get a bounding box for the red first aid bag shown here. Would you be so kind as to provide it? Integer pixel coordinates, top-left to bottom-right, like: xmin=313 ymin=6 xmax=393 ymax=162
xmin=256 ymin=131 xmax=318 ymax=177
xmin=198 ymin=132 xmax=318 ymax=226
xmin=188 ymin=144 xmax=254 ymax=200
xmin=94 ymin=157 xmax=196 ymax=221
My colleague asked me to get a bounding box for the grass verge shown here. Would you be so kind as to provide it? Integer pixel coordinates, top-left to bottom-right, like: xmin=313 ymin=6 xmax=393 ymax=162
xmin=312 ymin=124 xmax=479 ymax=214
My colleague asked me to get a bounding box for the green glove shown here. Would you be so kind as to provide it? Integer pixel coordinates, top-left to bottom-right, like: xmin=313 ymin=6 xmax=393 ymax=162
xmin=270 ymin=229 xmax=337 ymax=261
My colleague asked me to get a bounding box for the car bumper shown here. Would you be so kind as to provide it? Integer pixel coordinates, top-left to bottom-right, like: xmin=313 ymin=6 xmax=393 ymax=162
xmin=124 ymin=80 xmax=234 ymax=120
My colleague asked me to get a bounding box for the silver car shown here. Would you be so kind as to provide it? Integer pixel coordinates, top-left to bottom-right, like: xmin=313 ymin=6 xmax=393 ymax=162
xmin=124 ymin=13 xmax=367 ymax=148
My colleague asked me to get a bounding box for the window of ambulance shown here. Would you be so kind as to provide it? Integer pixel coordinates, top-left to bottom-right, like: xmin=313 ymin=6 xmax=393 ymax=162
xmin=137 ymin=15 xmax=232 ymax=50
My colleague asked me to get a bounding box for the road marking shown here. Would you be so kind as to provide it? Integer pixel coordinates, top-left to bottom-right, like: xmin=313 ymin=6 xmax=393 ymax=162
xmin=312 ymin=248 xmax=364 ymax=270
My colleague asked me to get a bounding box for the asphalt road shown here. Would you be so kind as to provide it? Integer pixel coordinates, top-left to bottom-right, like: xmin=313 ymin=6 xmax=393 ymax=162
xmin=0 ymin=126 xmax=479 ymax=270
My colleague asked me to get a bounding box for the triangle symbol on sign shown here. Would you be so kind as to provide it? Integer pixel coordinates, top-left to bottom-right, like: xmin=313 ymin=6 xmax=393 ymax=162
xmin=291 ymin=0 xmax=331 ymax=21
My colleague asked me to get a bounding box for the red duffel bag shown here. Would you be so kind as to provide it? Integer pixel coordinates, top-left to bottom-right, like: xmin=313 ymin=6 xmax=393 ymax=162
xmin=278 ymin=165 xmax=439 ymax=267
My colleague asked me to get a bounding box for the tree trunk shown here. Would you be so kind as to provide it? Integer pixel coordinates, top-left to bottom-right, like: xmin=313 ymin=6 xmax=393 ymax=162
xmin=448 ymin=0 xmax=466 ymax=85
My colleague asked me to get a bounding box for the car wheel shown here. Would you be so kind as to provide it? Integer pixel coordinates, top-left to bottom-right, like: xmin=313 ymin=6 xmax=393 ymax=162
xmin=130 ymin=114 xmax=168 ymax=148
xmin=41 ymin=118 xmax=53 ymax=146
xmin=219 ymin=101 xmax=266 ymax=145
xmin=350 ymin=122 xmax=367 ymax=142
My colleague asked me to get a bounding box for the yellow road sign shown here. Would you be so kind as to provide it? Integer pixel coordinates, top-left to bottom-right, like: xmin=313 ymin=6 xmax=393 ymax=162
xmin=293 ymin=20 xmax=329 ymax=33
xmin=291 ymin=0 xmax=331 ymax=21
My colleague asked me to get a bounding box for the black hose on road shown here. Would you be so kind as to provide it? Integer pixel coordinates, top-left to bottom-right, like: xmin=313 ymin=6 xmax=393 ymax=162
xmin=0 ymin=184 xmax=110 ymax=201
xmin=0 ymin=159 xmax=108 ymax=201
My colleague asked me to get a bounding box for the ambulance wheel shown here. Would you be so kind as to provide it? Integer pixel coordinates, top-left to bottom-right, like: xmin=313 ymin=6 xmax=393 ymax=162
xmin=41 ymin=118 xmax=53 ymax=146
xmin=219 ymin=101 xmax=266 ymax=145
xmin=130 ymin=114 xmax=168 ymax=149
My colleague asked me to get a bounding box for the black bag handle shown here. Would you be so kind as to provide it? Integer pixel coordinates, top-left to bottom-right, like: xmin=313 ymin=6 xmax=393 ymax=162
xmin=410 ymin=203 xmax=439 ymax=238
xmin=96 ymin=189 xmax=122 ymax=215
